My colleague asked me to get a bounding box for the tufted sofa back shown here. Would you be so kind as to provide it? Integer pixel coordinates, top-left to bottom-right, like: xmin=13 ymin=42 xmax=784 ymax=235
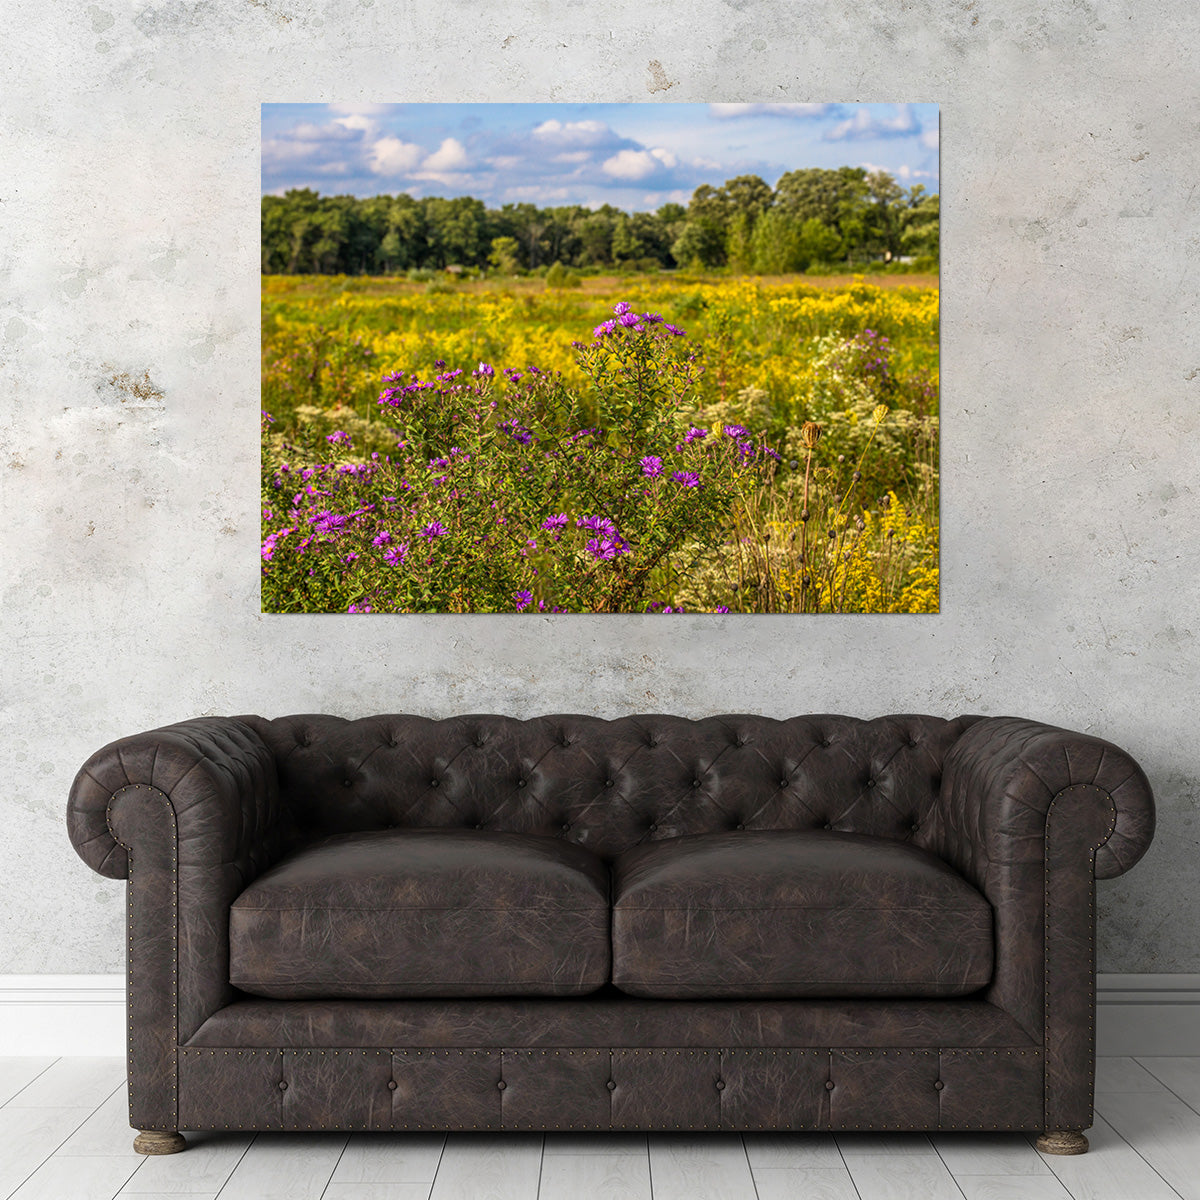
xmin=242 ymin=713 xmax=982 ymax=862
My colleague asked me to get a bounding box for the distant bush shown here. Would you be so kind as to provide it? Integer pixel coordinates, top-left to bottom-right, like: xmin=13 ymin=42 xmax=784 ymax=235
xmin=407 ymin=268 xmax=435 ymax=282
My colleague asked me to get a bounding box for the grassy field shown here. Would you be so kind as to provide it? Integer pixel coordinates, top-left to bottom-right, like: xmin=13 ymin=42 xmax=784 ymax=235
xmin=261 ymin=273 xmax=939 ymax=614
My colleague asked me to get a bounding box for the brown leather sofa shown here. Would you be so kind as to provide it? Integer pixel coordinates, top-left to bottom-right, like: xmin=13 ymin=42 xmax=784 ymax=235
xmin=66 ymin=713 xmax=1155 ymax=1156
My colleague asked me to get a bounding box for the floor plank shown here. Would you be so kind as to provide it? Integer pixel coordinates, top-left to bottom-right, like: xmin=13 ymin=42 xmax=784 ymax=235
xmin=1097 ymin=1089 xmax=1200 ymax=1200
xmin=118 ymin=1131 xmax=252 ymax=1195
xmin=1096 ymin=1057 xmax=1167 ymax=1094
xmin=213 ymin=1133 xmax=347 ymax=1200
xmin=0 ymin=1106 xmax=94 ymax=1199
xmin=932 ymin=1133 xmax=1051 ymax=1176
xmin=743 ymin=1133 xmax=842 ymax=1168
xmin=647 ymin=1136 xmax=756 ymax=1200
xmin=8 ymin=1153 xmax=141 ymax=1200
xmin=753 ymin=1165 xmax=860 ymax=1200
xmin=542 ymin=1134 xmax=647 ymax=1157
xmin=537 ymin=1153 xmax=650 ymax=1200
xmin=56 ymin=1087 xmax=140 ymax=1158
xmin=323 ymin=1185 xmax=432 ymax=1200
xmin=954 ymin=1177 xmax=1071 ymax=1199
xmin=1033 ymin=1114 xmax=1180 ymax=1200
xmin=5 ymin=1059 xmax=126 ymax=1111
xmin=0 ymin=1060 xmax=56 ymax=1108
xmin=842 ymin=1154 xmax=966 ymax=1200
xmin=330 ymin=1135 xmax=445 ymax=1184
xmin=427 ymin=1136 xmax=543 ymax=1200
xmin=836 ymin=1133 xmax=938 ymax=1158
xmin=1138 ymin=1058 xmax=1200 ymax=1113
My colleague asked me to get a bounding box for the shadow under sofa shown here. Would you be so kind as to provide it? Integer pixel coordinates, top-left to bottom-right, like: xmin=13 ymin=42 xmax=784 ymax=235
xmin=65 ymin=712 xmax=1155 ymax=1156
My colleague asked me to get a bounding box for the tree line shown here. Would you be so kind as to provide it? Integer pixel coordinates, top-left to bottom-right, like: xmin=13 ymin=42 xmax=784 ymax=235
xmin=261 ymin=167 xmax=939 ymax=276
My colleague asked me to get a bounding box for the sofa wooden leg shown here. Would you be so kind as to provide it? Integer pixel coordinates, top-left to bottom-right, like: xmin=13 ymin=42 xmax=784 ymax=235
xmin=133 ymin=1130 xmax=187 ymax=1155
xmin=1036 ymin=1129 xmax=1089 ymax=1155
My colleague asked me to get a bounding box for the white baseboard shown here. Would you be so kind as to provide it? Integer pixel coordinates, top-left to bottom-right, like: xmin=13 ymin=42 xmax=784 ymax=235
xmin=0 ymin=976 xmax=126 ymax=1056
xmin=1 ymin=974 xmax=1197 ymax=1058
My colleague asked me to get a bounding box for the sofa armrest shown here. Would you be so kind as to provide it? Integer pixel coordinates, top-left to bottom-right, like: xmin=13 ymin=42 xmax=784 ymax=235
xmin=67 ymin=716 xmax=284 ymax=882
xmin=66 ymin=717 xmax=287 ymax=1133
xmin=934 ymin=715 xmax=1155 ymax=1131
xmin=936 ymin=716 xmax=1155 ymax=885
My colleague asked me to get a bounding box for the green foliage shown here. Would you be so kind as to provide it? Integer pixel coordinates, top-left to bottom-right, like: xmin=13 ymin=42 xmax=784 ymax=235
xmin=262 ymin=167 xmax=937 ymax=277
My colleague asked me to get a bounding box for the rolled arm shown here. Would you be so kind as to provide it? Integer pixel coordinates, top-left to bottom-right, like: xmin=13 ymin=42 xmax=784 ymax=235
xmin=934 ymin=716 xmax=1155 ymax=1132
xmin=935 ymin=716 xmax=1155 ymax=885
xmin=68 ymin=716 xmax=286 ymax=881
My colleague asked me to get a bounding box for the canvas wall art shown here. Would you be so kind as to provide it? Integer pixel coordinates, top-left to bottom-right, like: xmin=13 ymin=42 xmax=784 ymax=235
xmin=260 ymin=102 xmax=939 ymax=614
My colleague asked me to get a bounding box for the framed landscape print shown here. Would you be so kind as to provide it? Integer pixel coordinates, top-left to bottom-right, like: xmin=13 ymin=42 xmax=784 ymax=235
xmin=260 ymin=102 xmax=940 ymax=613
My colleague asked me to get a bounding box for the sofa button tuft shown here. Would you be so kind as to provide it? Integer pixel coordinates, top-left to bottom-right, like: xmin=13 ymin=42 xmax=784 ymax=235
xmin=780 ymin=778 xmax=789 ymax=788
xmin=823 ymin=823 xmax=833 ymax=831
xmin=474 ymin=823 xmax=483 ymax=830
xmin=278 ymin=1081 xmax=288 ymax=1091
xmin=866 ymin=778 xmax=876 ymax=788
xmin=497 ymin=1081 xmax=507 ymax=1091
xmin=517 ymin=779 xmax=527 ymax=788
xmin=825 ymin=1080 xmax=835 ymax=1091
xmin=606 ymin=1080 xmax=616 ymax=1091
xmin=934 ymin=1080 xmax=944 ymax=1091
xmin=715 ymin=1080 xmax=725 ymax=1090
xmin=692 ymin=779 xmax=702 ymax=789
xmin=561 ymin=822 xmax=571 ymax=832
xmin=648 ymin=823 xmax=658 ymax=833
xmin=387 ymin=1080 xmax=398 ymax=1091
xmin=429 ymin=779 xmax=440 ymax=788
xmin=605 ymin=779 xmax=615 ymax=788
xmin=735 ymin=823 xmax=745 ymax=831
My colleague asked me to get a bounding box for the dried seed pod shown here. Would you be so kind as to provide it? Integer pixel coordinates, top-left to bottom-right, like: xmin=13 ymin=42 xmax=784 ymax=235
xmin=873 ymin=405 xmax=888 ymax=423
xmin=801 ymin=422 xmax=822 ymax=449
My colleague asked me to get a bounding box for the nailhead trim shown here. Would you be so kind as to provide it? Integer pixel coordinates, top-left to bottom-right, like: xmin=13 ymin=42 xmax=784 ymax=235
xmin=107 ymin=783 xmax=178 ymax=1134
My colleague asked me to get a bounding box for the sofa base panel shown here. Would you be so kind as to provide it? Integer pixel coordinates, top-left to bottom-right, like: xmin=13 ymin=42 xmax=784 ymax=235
xmin=175 ymin=1044 xmax=1044 ymax=1132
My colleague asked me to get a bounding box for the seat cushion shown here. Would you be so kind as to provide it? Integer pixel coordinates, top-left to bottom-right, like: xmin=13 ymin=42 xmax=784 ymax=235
xmin=611 ymin=830 xmax=993 ymax=999
xmin=229 ymin=829 xmax=611 ymax=999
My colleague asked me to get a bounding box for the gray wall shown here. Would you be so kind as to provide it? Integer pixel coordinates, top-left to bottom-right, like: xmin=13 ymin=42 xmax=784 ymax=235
xmin=3 ymin=0 xmax=1197 ymax=976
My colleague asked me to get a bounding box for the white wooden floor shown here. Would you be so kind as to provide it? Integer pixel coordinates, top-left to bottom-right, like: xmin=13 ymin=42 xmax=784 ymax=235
xmin=1 ymin=1057 xmax=1198 ymax=1199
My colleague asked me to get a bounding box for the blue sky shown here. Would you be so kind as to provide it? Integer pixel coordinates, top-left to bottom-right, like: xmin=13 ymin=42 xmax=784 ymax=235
xmin=261 ymin=103 xmax=939 ymax=210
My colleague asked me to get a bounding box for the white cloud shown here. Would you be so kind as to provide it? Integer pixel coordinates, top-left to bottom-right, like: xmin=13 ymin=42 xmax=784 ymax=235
xmin=826 ymin=105 xmax=918 ymax=141
xmin=532 ymin=118 xmax=613 ymax=146
xmin=422 ymin=137 xmax=469 ymax=172
xmin=921 ymin=126 xmax=939 ymax=150
xmin=288 ymin=121 xmax=357 ymax=142
xmin=709 ymin=102 xmax=834 ymax=119
xmin=333 ymin=114 xmax=378 ymax=135
xmin=261 ymin=137 xmax=321 ymax=164
xmin=860 ymin=161 xmax=931 ymax=182
xmin=553 ymin=150 xmax=593 ymax=164
xmin=368 ymin=136 xmax=424 ymax=176
xmin=603 ymin=149 xmax=662 ymax=180
xmin=650 ymin=147 xmax=678 ymax=168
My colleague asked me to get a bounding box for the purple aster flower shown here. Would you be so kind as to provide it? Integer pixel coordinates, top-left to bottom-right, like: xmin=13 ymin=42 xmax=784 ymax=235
xmin=542 ymin=513 xmax=569 ymax=531
xmin=684 ymin=426 xmax=708 ymax=444
xmin=618 ymin=312 xmax=641 ymax=328
xmin=723 ymin=424 xmax=749 ymax=438
xmin=671 ymin=470 xmax=701 ymax=488
xmin=586 ymin=537 xmax=627 ymax=561
xmin=418 ymin=521 xmax=448 ymax=539
xmin=593 ymin=319 xmax=617 ymax=339
xmin=382 ymin=370 xmax=405 ymax=384
xmin=347 ymin=602 xmax=372 ymax=613
xmin=577 ymin=515 xmax=619 ymax=538
xmin=472 ymin=361 xmax=494 ymax=378
xmin=372 ymin=530 xmax=393 ymax=546
xmin=513 ymin=590 xmax=534 ymax=612
xmin=640 ymin=455 xmax=664 ymax=478
xmin=613 ymin=301 xmax=633 ymax=315
xmin=715 ymin=605 xmax=731 ymax=614
xmin=433 ymin=358 xmax=446 ymax=369
xmin=663 ymin=323 xmax=685 ymax=337
xmin=261 ymin=410 xmax=274 ymax=423
xmin=383 ymin=543 xmax=409 ymax=565
xmin=640 ymin=312 xmax=663 ymax=325
xmin=326 ymin=430 xmax=350 ymax=446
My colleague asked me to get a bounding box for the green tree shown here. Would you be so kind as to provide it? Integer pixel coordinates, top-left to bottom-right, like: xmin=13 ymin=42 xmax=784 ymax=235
xmin=488 ymin=235 xmax=521 ymax=274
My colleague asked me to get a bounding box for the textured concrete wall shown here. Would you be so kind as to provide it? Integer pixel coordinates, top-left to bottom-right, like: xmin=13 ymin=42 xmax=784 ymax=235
xmin=3 ymin=0 xmax=1197 ymax=975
